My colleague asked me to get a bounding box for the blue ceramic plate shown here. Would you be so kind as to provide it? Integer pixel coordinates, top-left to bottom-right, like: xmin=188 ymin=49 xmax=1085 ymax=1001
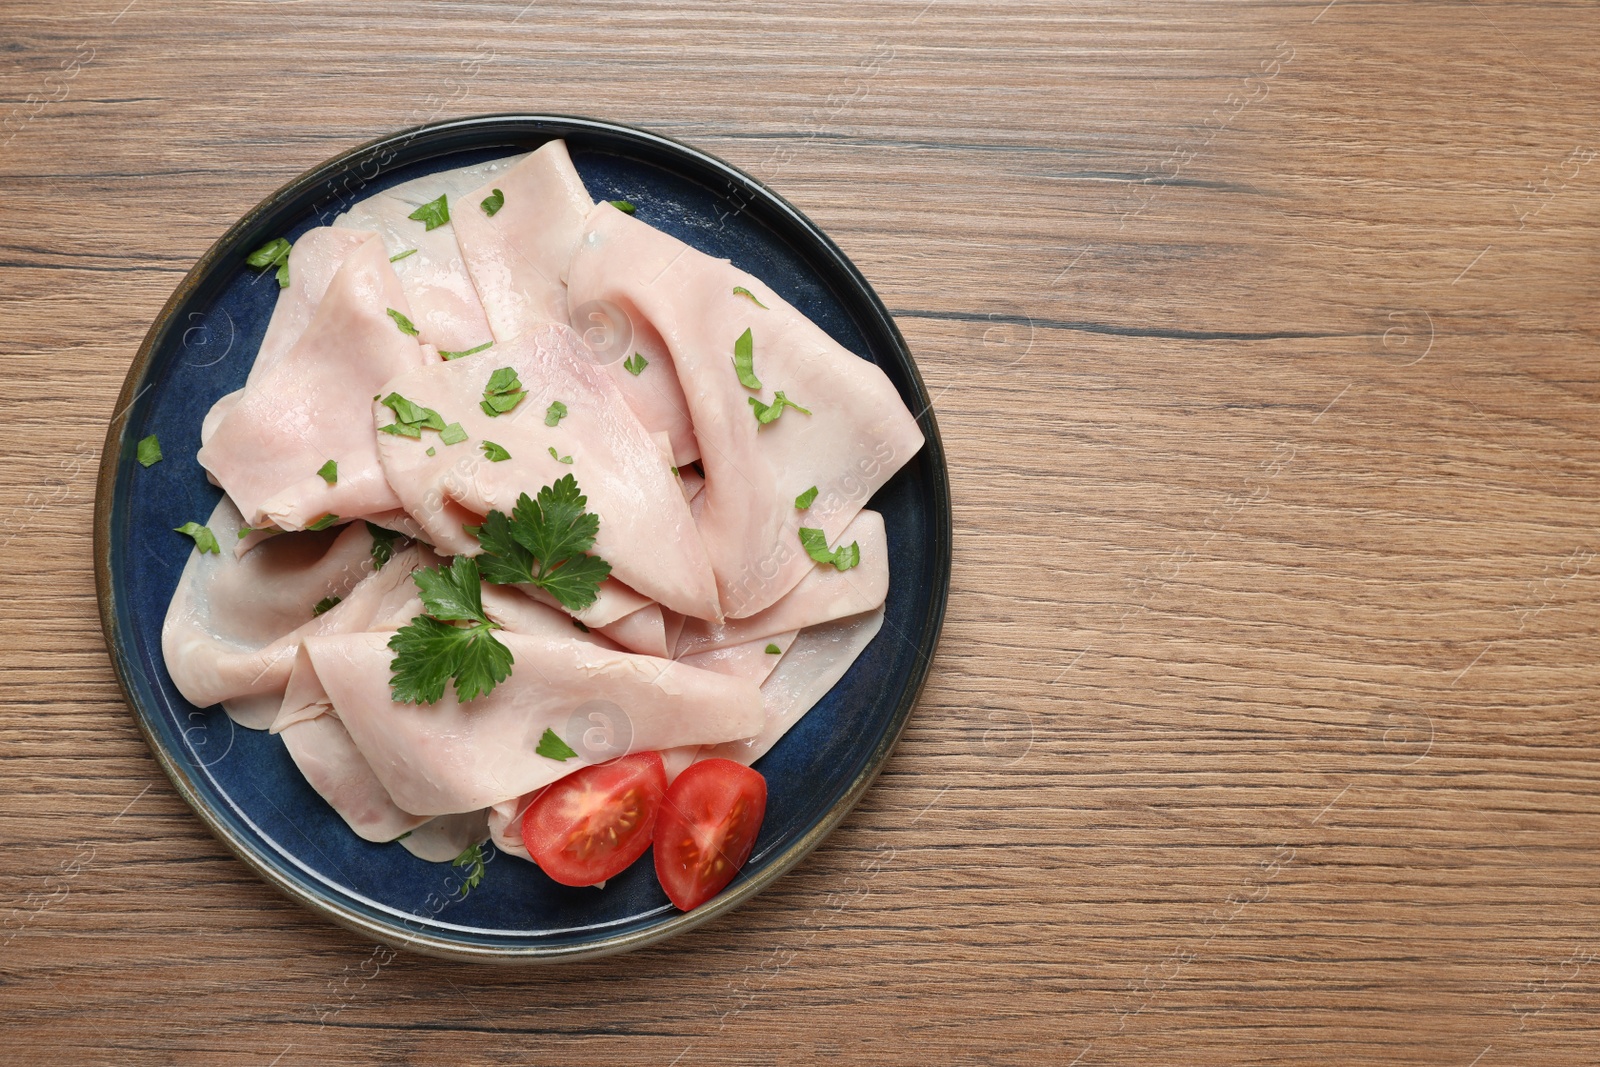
xmin=95 ymin=115 xmax=950 ymax=962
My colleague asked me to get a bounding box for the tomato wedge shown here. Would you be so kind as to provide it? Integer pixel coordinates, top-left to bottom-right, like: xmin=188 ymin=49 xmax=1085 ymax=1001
xmin=654 ymin=759 xmax=768 ymax=911
xmin=522 ymin=752 xmax=667 ymax=887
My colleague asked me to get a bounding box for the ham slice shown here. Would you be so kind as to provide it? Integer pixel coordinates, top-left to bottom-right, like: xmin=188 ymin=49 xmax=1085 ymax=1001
xmin=372 ymin=322 xmax=722 ymax=620
xmin=565 ymin=202 xmax=923 ymax=618
xmin=596 ymin=603 xmax=669 ymax=658
xmin=452 ymin=140 xmax=592 ymax=340
xmin=334 ymin=156 xmax=522 ymax=354
xmin=679 ymin=629 xmax=798 ymax=686
xmin=303 ymin=595 xmax=765 ymax=816
xmin=197 ymin=236 xmax=430 ymax=530
xmin=161 ymin=496 xmax=395 ymax=727
xmin=278 ymin=713 xmax=428 ymax=843
xmin=699 ymin=606 xmax=886 ymax=767
xmin=398 ymin=811 xmax=490 ymax=863
xmin=674 ymin=509 xmax=888 ymax=657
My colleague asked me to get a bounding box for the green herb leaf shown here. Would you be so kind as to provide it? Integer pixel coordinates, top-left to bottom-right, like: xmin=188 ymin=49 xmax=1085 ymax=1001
xmin=733 ymin=327 xmax=761 ymax=390
xmin=622 ymin=351 xmax=649 ymax=376
xmin=572 ymin=619 xmax=590 ymax=633
xmin=313 ymin=595 xmax=342 ymax=616
xmin=317 ymin=459 xmax=337 ymax=485
xmin=246 ymin=237 xmax=292 ymax=289
xmin=407 ymin=194 xmax=450 ymax=231
xmin=387 ymin=614 xmax=512 ymax=704
xmin=548 ymin=446 xmax=573 ymax=464
xmin=733 ymin=285 xmax=769 ymax=309
xmin=466 ymin=476 xmax=613 ymax=611
xmin=439 ymin=423 xmax=468 ymax=446
xmin=136 ymin=434 xmax=162 ymax=468
xmin=426 ymin=446 xmax=436 ymax=456
xmin=380 ymin=392 xmax=446 ymax=434
xmin=246 ymin=237 xmax=291 ymax=269
xmin=237 ymin=526 xmax=252 ymax=540
xmin=480 ymin=366 xmax=527 ymax=417
xmin=452 ymin=843 xmax=487 ymax=895
xmin=798 ymin=527 xmax=860 ymax=572
xmin=481 ymin=188 xmax=505 ymax=216
xmin=174 ymin=521 xmax=220 ymax=555
xmin=387 ymin=556 xmax=514 ymax=704
xmin=440 ymin=340 xmax=493 ymax=360
xmin=365 ymin=522 xmax=400 ymax=568
xmin=389 ymin=248 xmax=418 ymax=263
xmin=306 ymin=513 xmax=341 ymax=532
xmin=608 ymin=199 xmax=636 ymax=214
xmin=749 ymin=390 xmax=812 ymax=426
xmin=765 ymin=643 xmax=781 ymax=654
xmin=536 ymin=727 xmax=579 ymax=761
xmin=387 ymin=308 xmax=419 ymax=336
xmin=414 ymin=555 xmax=490 ymax=623
xmin=481 ymin=440 xmax=511 ymax=462
xmin=794 ymin=485 xmax=819 ymax=510
xmin=544 ymin=400 xmax=568 ymax=427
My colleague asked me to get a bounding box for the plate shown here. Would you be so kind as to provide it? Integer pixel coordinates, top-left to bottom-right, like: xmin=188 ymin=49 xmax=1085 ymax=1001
xmin=94 ymin=115 xmax=951 ymax=962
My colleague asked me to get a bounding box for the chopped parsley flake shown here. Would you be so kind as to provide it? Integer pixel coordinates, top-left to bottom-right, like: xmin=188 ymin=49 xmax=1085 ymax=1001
xmin=317 ymin=459 xmax=337 ymax=485
xmin=313 ymin=595 xmax=341 ymax=616
xmin=407 ymin=194 xmax=450 ymax=231
xmin=481 ymin=440 xmax=511 ymax=462
xmin=733 ymin=286 xmax=769 ymax=308
xmin=733 ymin=327 xmax=761 ymax=390
xmin=798 ymin=527 xmax=860 ymax=572
xmin=765 ymin=643 xmax=781 ymax=654
xmin=389 ymin=248 xmax=417 ymax=263
xmin=386 ymin=308 xmax=420 ymax=336
xmin=174 ymin=521 xmax=220 ymax=555
xmin=749 ymin=390 xmax=811 ymax=425
xmin=365 ymin=522 xmax=400 ymax=568
xmin=136 ymin=434 xmax=162 ymax=468
xmin=622 ymin=352 xmax=648 ymax=376
xmin=480 ymin=366 xmax=527 ymax=417
xmin=378 ymin=391 xmax=447 ymax=438
xmin=439 ymin=422 xmax=468 ymax=446
xmin=608 ymin=199 xmax=636 ymax=214
xmin=548 ymin=446 xmax=573 ymax=464
xmin=247 ymin=237 xmax=291 ymax=288
xmin=544 ymin=400 xmax=568 ymax=427
xmin=795 ymin=485 xmax=819 ymax=510
xmin=440 ymin=340 xmax=493 ymax=360
xmin=481 ymin=188 xmax=505 ymax=216
xmin=306 ymin=514 xmax=341 ymax=532
xmin=536 ymin=727 xmax=579 ymax=761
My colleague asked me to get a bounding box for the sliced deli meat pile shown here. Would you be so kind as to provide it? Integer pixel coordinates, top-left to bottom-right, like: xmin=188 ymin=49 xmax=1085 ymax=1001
xmin=156 ymin=142 xmax=921 ymax=912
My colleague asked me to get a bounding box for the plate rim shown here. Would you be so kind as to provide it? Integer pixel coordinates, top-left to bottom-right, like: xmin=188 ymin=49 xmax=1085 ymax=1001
xmin=93 ymin=113 xmax=953 ymax=963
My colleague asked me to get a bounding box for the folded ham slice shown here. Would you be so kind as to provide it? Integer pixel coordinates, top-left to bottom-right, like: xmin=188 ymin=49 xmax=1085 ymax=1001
xmin=699 ymin=606 xmax=886 ymax=767
xmin=161 ymin=496 xmax=399 ymax=727
xmin=372 ymin=321 xmax=722 ymax=620
xmin=304 ymin=595 xmax=765 ymax=815
xmin=452 ymin=140 xmax=592 ymax=340
xmin=278 ymin=713 xmax=428 ymax=843
xmin=674 ymin=509 xmax=888 ymax=657
xmin=334 ymin=156 xmax=522 ymax=354
xmin=566 ymin=202 xmax=924 ymax=618
xmin=679 ymin=629 xmax=798 ymax=686
xmin=200 ymin=228 xmax=377 ymax=453
xmin=197 ymin=236 xmax=431 ymax=530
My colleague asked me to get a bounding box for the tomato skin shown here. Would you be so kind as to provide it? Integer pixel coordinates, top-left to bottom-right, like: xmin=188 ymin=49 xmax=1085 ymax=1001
xmin=521 ymin=752 xmax=667 ymax=887
xmin=654 ymin=759 xmax=768 ymax=912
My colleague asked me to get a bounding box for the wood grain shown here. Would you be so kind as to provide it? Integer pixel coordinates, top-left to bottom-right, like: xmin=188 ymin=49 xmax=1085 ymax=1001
xmin=4 ymin=0 xmax=1600 ymax=1063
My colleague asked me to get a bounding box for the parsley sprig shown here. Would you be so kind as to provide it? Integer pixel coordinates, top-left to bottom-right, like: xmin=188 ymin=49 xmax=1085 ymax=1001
xmin=387 ymin=556 xmax=514 ymax=704
xmin=452 ymin=843 xmax=487 ymax=895
xmin=465 ymin=475 xmax=612 ymax=612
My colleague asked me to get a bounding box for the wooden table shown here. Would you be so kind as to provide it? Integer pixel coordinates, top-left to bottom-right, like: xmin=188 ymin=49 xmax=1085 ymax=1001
xmin=5 ymin=1 xmax=1599 ymax=1063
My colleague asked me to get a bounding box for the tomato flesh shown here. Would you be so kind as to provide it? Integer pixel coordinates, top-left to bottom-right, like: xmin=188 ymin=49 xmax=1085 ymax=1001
xmin=654 ymin=758 xmax=768 ymax=911
xmin=522 ymin=751 xmax=666 ymax=887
